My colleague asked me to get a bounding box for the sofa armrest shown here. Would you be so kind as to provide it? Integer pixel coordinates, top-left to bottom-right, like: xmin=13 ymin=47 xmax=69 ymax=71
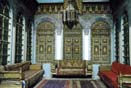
xmin=118 ymin=74 xmax=131 ymax=88
xmin=0 ymin=71 xmax=24 ymax=80
xmin=99 ymin=65 xmax=111 ymax=71
xmin=119 ymin=74 xmax=131 ymax=82
xmin=29 ymin=64 xmax=42 ymax=70
xmin=121 ymin=74 xmax=131 ymax=77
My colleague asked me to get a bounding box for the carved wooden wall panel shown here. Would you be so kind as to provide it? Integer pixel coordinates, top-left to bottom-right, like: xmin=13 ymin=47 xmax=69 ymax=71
xmin=64 ymin=24 xmax=82 ymax=59
xmin=64 ymin=37 xmax=81 ymax=59
xmin=36 ymin=22 xmax=55 ymax=67
xmin=91 ymin=21 xmax=110 ymax=64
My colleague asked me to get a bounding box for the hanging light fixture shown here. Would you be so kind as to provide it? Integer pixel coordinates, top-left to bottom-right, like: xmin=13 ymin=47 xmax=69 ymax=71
xmin=62 ymin=0 xmax=79 ymax=29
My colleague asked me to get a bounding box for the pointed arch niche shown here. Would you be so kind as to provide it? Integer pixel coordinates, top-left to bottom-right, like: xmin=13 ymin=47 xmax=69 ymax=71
xmin=33 ymin=16 xmax=63 ymax=65
xmin=79 ymin=15 xmax=113 ymax=62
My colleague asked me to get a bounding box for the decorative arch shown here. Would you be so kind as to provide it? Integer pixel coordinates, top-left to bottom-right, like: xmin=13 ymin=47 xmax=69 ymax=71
xmin=33 ymin=15 xmax=64 ymax=66
xmin=36 ymin=21 xmax=55 ymax=64
xmin=35 ymin=15 xmax=63 ymax=32
xmin=79 ymin=15 xmax=112 ymax=31
xmin=91 ymin=21 xmax=110 ymax=30
xmin=79 ymin=15 xmax=112 ymax=61
xmin=33 ymin=15 xmax=63 ymax=62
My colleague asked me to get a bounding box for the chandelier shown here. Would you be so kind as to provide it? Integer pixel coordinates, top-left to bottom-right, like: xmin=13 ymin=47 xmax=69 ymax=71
xmin=62 ymin=0 xmax=79 ymax=29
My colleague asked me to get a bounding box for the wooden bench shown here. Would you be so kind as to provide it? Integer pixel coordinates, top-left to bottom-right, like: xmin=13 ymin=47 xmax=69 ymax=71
xmin=56 ymin=59 xmax=92 ymax=76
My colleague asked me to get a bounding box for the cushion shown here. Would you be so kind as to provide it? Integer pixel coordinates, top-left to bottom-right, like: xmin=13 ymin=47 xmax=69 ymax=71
xmin=5 ymin=63 xmax=21 ymax=71
xmin=22 ymin=61 xmax=30 ymax=71
xmin=111 ymin=61 xmax=120 ymax=75
xmin=122 ymin=65 xmax=131 ymax=74
xmin=100 ymin=71 xmax=117 ymax=82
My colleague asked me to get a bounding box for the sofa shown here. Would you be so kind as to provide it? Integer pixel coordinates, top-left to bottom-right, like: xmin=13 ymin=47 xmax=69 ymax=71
xmin=98 ymin=61 xmax=131 ymax=88
xmin=56 ymin=59 xmax=92 ymax=76
xmin=0 ymin=61 xmax=44 ymax=88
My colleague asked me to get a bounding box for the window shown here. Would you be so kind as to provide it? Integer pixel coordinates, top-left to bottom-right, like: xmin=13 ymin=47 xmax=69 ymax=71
xmin=122 ymin=12 xmax=130 ymax=65
xmin=0 ymin=1 xmax=10 ymax=65
xmin=15 ymin=13 xmax=23 ymax=63
xmin=115 ymin=19 xmax=119 ymax=61
xmin=26 ymin=21 xmax=32 ymax=61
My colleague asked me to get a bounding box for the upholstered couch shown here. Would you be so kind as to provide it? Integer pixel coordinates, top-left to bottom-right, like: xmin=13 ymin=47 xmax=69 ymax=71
xmin=56 ymin=59 xmax=92 ymax=76
xmin=99 ymin=61 xmax=131 ymax=88
xmin=0 ymin=61 xmax=44 ymax=88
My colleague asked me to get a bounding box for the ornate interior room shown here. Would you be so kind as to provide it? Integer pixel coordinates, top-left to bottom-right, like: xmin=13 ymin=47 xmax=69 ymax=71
xmin=0 ymin=0 xmax=131 ymax=88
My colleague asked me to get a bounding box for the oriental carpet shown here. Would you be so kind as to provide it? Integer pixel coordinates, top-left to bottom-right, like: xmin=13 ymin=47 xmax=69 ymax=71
xmin=34 ymin=79 xmax=107 ymax=88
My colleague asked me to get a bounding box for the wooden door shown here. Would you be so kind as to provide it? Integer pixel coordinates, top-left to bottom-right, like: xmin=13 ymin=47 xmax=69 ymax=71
xmin=64 ymin=37 xmax=81 ymax=59
xmin=64 ymin=24 xmax=82 ymax=59
xmin=91 ymin=21 xmax=110 ymax=64
xmin=36 ymin=22 xmax=55 ymax=63
xmin=92 ymin=35 xmax=110 ymax=64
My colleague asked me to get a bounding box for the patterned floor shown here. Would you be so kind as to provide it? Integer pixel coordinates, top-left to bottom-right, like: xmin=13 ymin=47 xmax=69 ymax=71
xmin=34 ymin=78 xmax=107 ymax=88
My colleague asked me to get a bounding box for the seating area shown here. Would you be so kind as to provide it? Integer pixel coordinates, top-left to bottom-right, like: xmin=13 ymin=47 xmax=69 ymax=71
xmin=56 ymin=59 xmax=92 ymax=76
xmin=99 ymin=61 xmax=131 ymax=88
xmin=0 ymin=61 xmax=44 ymax=88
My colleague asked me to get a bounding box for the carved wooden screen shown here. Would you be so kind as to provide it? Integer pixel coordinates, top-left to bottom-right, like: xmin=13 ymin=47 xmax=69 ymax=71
xmin=36 ymin=22 xmax=55 ymax=64
xmin=91 ymin=21 xmax=110 ymax=64
xmin=64 ymin=24 xmax=82 ymax=59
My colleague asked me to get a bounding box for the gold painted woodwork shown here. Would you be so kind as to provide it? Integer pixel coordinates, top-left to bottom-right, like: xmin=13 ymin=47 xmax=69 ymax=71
xmin=36 ymin=22 xmax=55 ymax=63
xmin=57 ymin=59 xmax=86 ymax=75
xmin=36 ymin=22 xmax=56 ymax=73
xmin=64 ymin=24 xmax=82 ymax=59
xmin=64 ymin=0 xmax=82 ymax=12
xmin=36 ymin=1 xmax=111 ymax=14
xmin=57 ymin=59 xmax=92 ymax=76
xmin=91 ymin=21 xmax=110 ymax=64
xmin=82 ymin=3 xmax=111 ymax=14
xmin=29 ymin=64 xmax=42 ymax=70
xmin=75 ymin=0 xmax=82 ymax=13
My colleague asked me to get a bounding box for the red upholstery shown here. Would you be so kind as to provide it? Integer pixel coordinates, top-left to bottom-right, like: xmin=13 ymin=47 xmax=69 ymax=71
xmin=121 ymin=64 xmax=131 ymax=75
xmin=111 ymin=61 xmax=120 ymax=75
xmin=102 ymin=71 xmax=117 ymax=82
xmin=99 ymin=61 xmax=131 ymax=88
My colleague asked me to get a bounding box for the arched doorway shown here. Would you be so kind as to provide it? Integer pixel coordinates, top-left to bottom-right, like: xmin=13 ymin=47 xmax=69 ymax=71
xmin=36 ymin=22 xmax=55 ymax=63
xmin=91 ymin=21 xmax=110 ymax=64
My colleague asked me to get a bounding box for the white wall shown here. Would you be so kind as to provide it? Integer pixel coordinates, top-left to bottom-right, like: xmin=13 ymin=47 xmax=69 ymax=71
xmin=8 ymin=9 xmax=13 ymax=64
xmin=82 ymin=29 xmax=91 ymax=60
xmin=119 ymin=18 xmax=124 ymax=63
xmin=22 ymin=17 xmax=27 ymax=62
xmin=55 ymin=30 xmax=63 ymax=60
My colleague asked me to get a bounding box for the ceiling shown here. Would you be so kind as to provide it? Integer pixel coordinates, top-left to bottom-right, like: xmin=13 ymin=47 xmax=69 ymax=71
xmin=36 ymin=0 xmax=110 ymax=3
xmin=36 ymin=0 xmax=64 ymax=3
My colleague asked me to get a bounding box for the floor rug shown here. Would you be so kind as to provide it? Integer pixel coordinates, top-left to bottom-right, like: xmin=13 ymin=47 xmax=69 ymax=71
xmin=34 ymin=79 xmax=107 ymax=88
